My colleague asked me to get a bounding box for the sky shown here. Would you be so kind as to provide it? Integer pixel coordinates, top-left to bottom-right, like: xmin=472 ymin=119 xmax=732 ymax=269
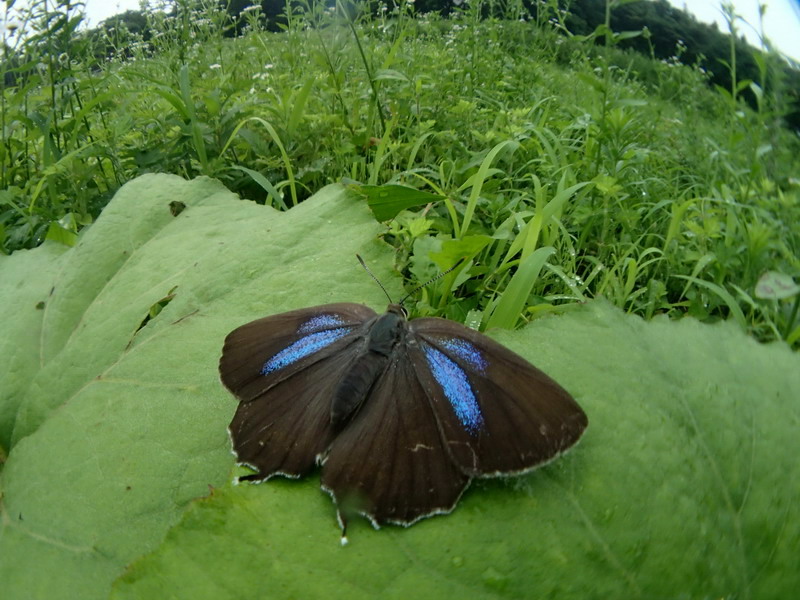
xmin=6 ymin=0 xmax=800 ymax=61
xmin=665 ymin=0 xmax=800 ymax=60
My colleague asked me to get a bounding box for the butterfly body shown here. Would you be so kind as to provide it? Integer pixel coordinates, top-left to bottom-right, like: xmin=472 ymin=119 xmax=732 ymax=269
xmin=220 ymin=302 xmax=587 ymax=534
xmin=330 ymin=304 xmax=404 ymax=428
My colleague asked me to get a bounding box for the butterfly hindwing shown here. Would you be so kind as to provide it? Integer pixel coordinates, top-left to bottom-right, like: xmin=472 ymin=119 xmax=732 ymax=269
xmin=320 ymin=346 xmax=470 ymax=527
xmin=408 ymin=318 xmax=588 ymax=477
xmin=221 ymin=303 xmax=378 ymax=478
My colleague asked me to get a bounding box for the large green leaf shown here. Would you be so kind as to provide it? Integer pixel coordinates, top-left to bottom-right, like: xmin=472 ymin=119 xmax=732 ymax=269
xmin=1 ymin=175 xmax=798 ymax=600
xmin=0 ymin=174 xmax=388 ymax=600
xmin=0 ymin=241 xmax=68 ymax=453
xmin=111 ymin=300 xmax=800 ymax=599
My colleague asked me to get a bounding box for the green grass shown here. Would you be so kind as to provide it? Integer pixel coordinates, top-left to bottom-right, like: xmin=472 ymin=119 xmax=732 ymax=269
xmin=1 ymin=0 xmax=798 ymax=347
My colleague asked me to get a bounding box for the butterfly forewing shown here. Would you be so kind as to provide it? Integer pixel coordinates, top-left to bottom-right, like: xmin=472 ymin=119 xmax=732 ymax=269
xmin=221 ymin=303 xmax=378 ymax=478
xmin=408 ymin=318 xmax=588 ymax=476
xmin=220 ymin=303 xmax=377 ymax=399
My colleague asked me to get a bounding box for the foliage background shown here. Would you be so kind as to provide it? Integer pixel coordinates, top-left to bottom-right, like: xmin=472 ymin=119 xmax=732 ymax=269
xmin=1 ymin=1 xmax=799 ymax=596
xmin=2 ymin=0 xmax=799 ymax=347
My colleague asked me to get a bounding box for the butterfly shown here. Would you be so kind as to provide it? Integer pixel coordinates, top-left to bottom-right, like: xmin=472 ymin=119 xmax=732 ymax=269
xmin=219 ymin=258 xmax=588 ymax=542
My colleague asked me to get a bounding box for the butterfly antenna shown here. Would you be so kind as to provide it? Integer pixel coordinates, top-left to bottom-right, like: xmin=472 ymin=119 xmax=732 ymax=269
xmin=356 ymin=254 xmax=394 ymax=304
xmin=399 ymin=257 xmax=466 ymax=306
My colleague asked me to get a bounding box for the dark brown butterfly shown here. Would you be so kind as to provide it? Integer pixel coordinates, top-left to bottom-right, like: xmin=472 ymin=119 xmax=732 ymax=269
xmin=219 ymin=263 xmax=587 ymax=542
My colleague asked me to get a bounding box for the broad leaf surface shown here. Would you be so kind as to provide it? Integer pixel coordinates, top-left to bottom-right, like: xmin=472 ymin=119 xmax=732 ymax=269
xmin=0 ymin=241 xmax=68 ymax=453
xmin=0 ymin=175 xmax=798 ymax=600
xmin=112 ymin=300 xmax=800 ymax=599
xmin=0 ymin=174 xmax=387 ymax=600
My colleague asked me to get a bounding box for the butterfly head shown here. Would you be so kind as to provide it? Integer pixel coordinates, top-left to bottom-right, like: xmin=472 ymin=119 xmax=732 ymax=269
xmin=386 ymin=303 xmax=408 ymax=319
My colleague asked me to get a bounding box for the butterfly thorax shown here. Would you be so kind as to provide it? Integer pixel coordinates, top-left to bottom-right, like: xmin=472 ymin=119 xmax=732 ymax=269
xmin=330 ymin=306 xmax=406 ymax=430
xmin=366 ymin=305 xmax=406 ymax=356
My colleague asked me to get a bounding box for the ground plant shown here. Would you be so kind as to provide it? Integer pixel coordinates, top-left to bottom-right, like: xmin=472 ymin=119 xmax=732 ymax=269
xmin=3 ymin=2 xmax=800 ymax=599
xmin=1 ymin=0 xmax=798 ymax=346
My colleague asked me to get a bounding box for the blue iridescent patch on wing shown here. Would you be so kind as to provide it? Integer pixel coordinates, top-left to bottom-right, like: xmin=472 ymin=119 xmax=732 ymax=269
xmin=423 ymin=343 xmax=484 ymax=434
xmin=262 ymin=314 xmax=352 ymax=375
xmin=298 ymin=314 xmax=346 ymax=334
xmin=437 ymin=338 xmax=488 ymax=374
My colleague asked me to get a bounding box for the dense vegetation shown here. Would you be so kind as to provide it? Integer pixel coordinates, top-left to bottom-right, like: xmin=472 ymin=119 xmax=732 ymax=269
xmin=1 ymin=0 xmax=798 ymax=348
xmin=203 ymin=0 xmax=800 ymax=126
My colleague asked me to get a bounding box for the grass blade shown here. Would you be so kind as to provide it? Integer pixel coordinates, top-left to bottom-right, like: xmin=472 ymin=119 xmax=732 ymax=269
xmin=486 ymin=246 xmax=555 ymax=330
xmin=674 ymin=275 xmax=748 ymax=330
xmin=458 ymin=140 xmax=519 ymax=239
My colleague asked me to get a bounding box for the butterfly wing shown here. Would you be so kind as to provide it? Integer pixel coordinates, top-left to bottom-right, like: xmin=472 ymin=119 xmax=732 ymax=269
xmin=220 ymin=303 xmax=378 ymax=479
xmin=407 ymin=318 xmax=588 ymax=477
xmin=320 ymin=345 xmax=470 ymax=528
xmin=222 ymin=304 xmax=586 ymax=531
